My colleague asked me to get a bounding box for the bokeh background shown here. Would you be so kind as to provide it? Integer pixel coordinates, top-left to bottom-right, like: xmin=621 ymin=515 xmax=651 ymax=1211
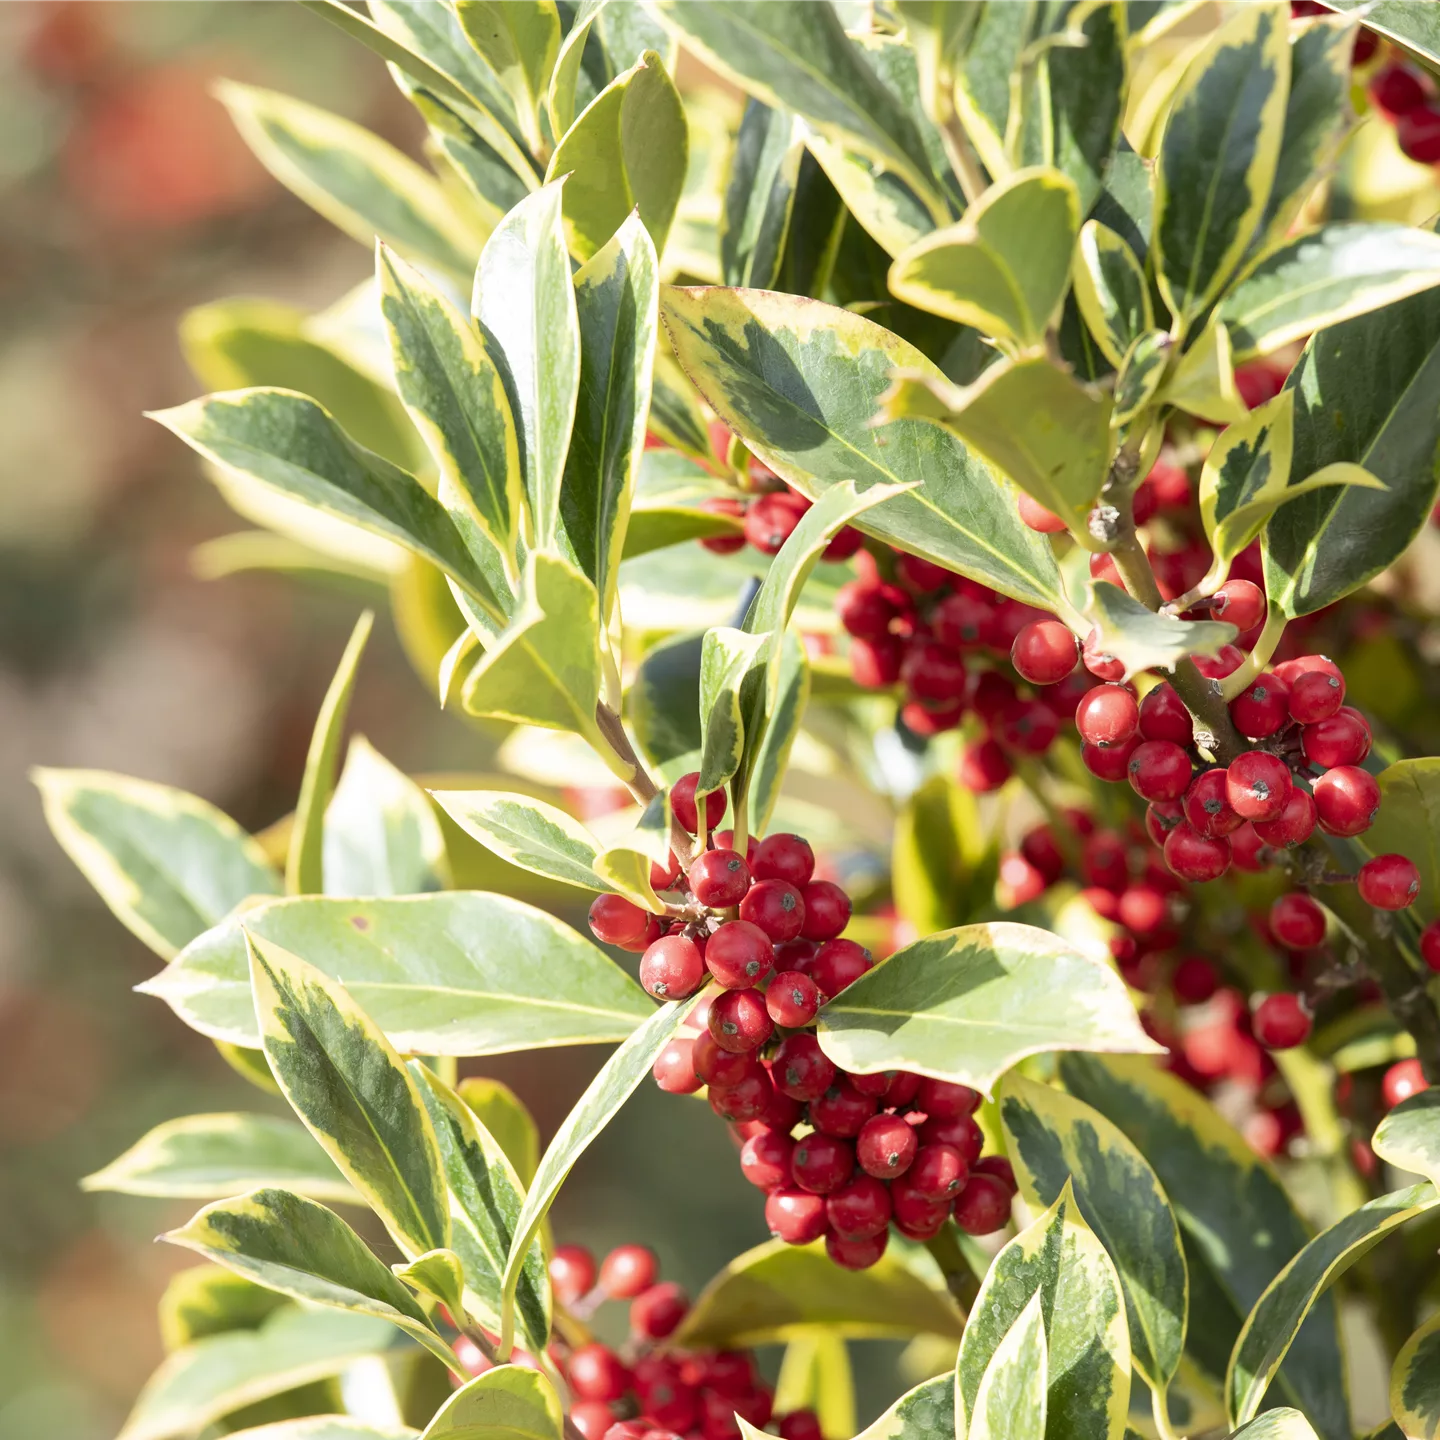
xmin=0 ymin=4 xmax=797 ymax=1435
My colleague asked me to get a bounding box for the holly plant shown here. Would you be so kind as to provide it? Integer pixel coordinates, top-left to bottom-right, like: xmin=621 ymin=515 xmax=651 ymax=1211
xmin=36 ymin=4 xmax=1440 ymax=1440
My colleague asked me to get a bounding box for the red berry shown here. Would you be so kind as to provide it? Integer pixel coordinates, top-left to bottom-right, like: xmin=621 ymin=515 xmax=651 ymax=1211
xmin=753 ymin=833 xmax=815 ymax=887
xmin=740 ymin=1128 xmax=795 ymax=1191
xmin=1183 ymin=768 xmax=1243 ymax=838
xmin=653 ymin=1037 xmax=703 ymax=1094
xmin=692 ymin=1030 xmax=761 ymax=1087
xmin=1012 ymin=620 xmax=1080 ymax=685
xmin=1090 ymin=551 xmax=1124 ymax=588
xmin=1312 ymin=766 xmax=1380 ymax=836
xmin=993 ymin=698 xmax=1058 ymax=755
xmin=1172 ymin=956 xmax=1218 ymax=1005
xmin=706 ymin=921 xmax=775 ymax=990
xmin=1083 ymin=830 xmax=1130 ymax=891
xmin=856 ymin=1112 xmax=918 ymax=1178
xmin=640 ymin=935 xmax=706 ymax=1000
xmin=1139 ymin=681 xmax=1194 ymax=745
xmin=1270 ymin=893 xmax=1326 ymax=949
xmin=1128 ymin=739 xmax=1193 ymax=802
xmin=919 ymin=1113 xmax=984 ymax=1166
xmin=1082 ymin=735 xmax=1139 ymax=782
xmin=897 ymin=554 xmax=951 ymax=592
xmin=778 ymin=1412 xmax=825 ymax=1440
xmin=709 ymin=1071 xmax=775 ymax=1122
xmin=901 ymin=640 xmax=967 ymax=704
xmin=884 ymin=1071 xmax=922 ymax=1109
xmin=1020 ymin=825 xmax=1065 ymax=884
xmin=1076 ymin=684 xmax=1140 ymax=747
xmin=791 ymin=1132 xmax=855 ymax=1194
xmin=1253 ymin=993 xmax=1312 ymax=1050
xmin=713 ymin=829 xmax=759 ymax=865
xmin=1163 ymin=822 xmax=1230 ymax=882
xmin=999 ymin=851 xmax=1047 ymax=906
xmin=571 ymin=1402 xmax=616 ymax=1440
xmin=835 ymin=579 xmax=905 ymax=641
xmin=1302 ymin=710 xmax=1371 ymax=769
xmin=631 ymin=1282 xmax=687 ymax=1339
xmin=953 ymin=1173 xmax=1013 ymax=1235
xmin=689 ymin=849 xmax=752 ymax=907
xmin=968 ymin=670 xmax=1016 ymax=725
xmin=1082 ymin=629 xmax=1125 ymax=680
xmin=902 ymin=699 xmax=964 ymax=737
xmin=765 ymin=1188 xmax=829 ymax=1244
xmin=699 ymin=496 xmax=746 ymax=555
xmin=1398 ymin=104 xmax=1440 ymax=164
xmin=811 ymin=938 xmax=873 ymax=998
xmin=1421 ymin=919 xmax=1440 ymax=973
xmin=772 ymin=1032 xmax=837 ymax=1101
xmin=823 ymin=525 xmax=864 ymax=561
xmin=1358 ymin=854 xmax=1421 ymax=910
xmin=1226 ymin=750 xmax=1293 ymax=821
xmin=588 ymin=893 xmax=653 ymax=949
xmin=825 ymin=1174 xmax=892 ymax=1239
xmin=1288 ymin=669 xmax=1344 ymax=724
xmin=1193 ymin=644 xmax=1245 ymax=680
xmin=1370 ymin=60 xmax=1430 ymax=116
xmin=1252 ymin=786 xmax=1316 ymax=848
xmin=1132 ymin=477 xmax=1159 ymax=526
xmin=909 ymin=1142 xmax=969 ymax=1200
xmin=933 ymin=591 xmax=995 ymax=649
xmin=1230 ymin=673 xmax=1290 ymax=739
xmin=1119 ymin=883 xmax=1171 ymax=936
xmin=917 ymin=1077 xmax=982 ymax=1119
xmin=1144 ymin=800 xmax=1184 ymax=847
xmin=766 ymin=970 xmax=819 ymax=1027
xmin=959 ymin=736 xmax=1012 ymax=792
xmin=1146 ymin=458 xmax=1192 ymax=510
xmin=708 ymin=987 xmax=774 ymax=1052
xmin=799 ymin=880 xmax=851 ymax=940
xmin=570 ymin=1344 xmax=632 ymax=1401
xmin=809 ymin=1079 xmax=878 ymax=1138
xmin=1018 ymin=493 xmax=1067 ymax=532
xmin=745 ymin=491 xmax=809 ymax=554
xmin=1230 ymin=821 xmax=1267 ymax=871
xmin=550 ymin=1244 xmax=596 ymax=1305
xmin=673 ymin=772 xmax=726 ymax=834
xmin=825 ymin=1229 xmax=888 ymax=1270
xmin=1383 ymin=1058 xmax=1429 ymax=1109
xmin=600 ymin=1244 xmax=657 ymax=1299
xmin=850 ymin=635 xmax=904 ymax=688
xmin=739 ymin=879 xmax=806 ymax=942
xmin=889 ymin=1176 xmax=952 ymax=1239
xmin=972 ymin=1155 xmax=1017 ymax=1193
xmin=1211 ymin=578 xmax=1265 ymax=631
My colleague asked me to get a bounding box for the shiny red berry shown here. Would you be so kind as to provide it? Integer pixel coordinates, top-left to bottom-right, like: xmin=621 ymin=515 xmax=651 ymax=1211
xmin=811 ymin=938 xmax=873 ymax=998
xmin=1076 ymin=684 xmax=1140 ymax=747
xmin=1383 ymin=1058 xmax=1429 ymax=1109
xmin=919 ymin=1113 xmax=984 ymax=1166
xmin=1082 ymin=735 xmax=1139 ymax=782
xmin=835 ymin=579 xmax=905 ymax=641
xmin=692 ymin=1031 xmax=761 ymax=1088
xmin=917 ymin=1077 xmax=982 ymax=1118
xmin=706 ymin=920 xmax=775 ymax=989
xmin=1400 ymin=105 xmax=1440 ymax=163
xmin=809 ymin=1079 xmax=878 ymax=1138
xmin=1230 ymin=674 xmax=1290 ymax=739
xmin=739 ymin=879 xmax=806 ymax=942
xmin=1302 ymin=709 xmax=1371 ymax=769
xmin=1128 ymin=739 xmax=1193 ymax=802
xmin=850 ymin=635 xmax=904 ymax=688
xmin=1172 ymin=956 xmax=1218 ymax=1005
xmin=953 ymin=1173 xmax=1013 ymax=1235
xmin=689 ymin=849 xmax=752 ymax=907
xmin=856 ymin=1112 xmax=917 ymax=1178
xmin=826 ymin=1175 xmax=892 ymax=1240
xmin=1270 ymin=893 xmax=1326 ymax=949
xmin=772 ymin=1032 xmax=837 ymax=1101
xmin=1012 ymin=620 xmax=1079 ymax=685
xmin=901 ymin=640 xmax=967 ymax=704
xmin=631 ymin=1282 xmax=688 ymax=1339
xmin=1252 ymin=786 xmax=1316 ymax=848
xmin=570 ymin=1403 xmax=615 ymax=1440
xmin=766 ymin=970 xmax=819 ymax=1027
xmin=1211 ymin=578 xmax=1265 ymax=631
xmin=600 ymin=1244 xmax=657 ymax=1299
xmin=1193 ymin=644 xmax=1245 ymax=679
xmin=640 ymin=935 xmax=706 ymax=1000
xmin=799 ymin=880 xmax=851 ymax=940
xmin=933 ymin=591 xmax=995 ymax=649
xmin=765 ymin=1187 xmax=829 ymax=1244
xmin=1226 ymin=750 xmax=1293 ymax=821
xmin=791 ymin=1132 xmax=854 ymax=1194
xmin=653 ymin=1037 xmax=703 ymax=1094
xmin=1018 ymin=493 xmax=1067 ymax=532
xmin=993 ymin=698 xmax=1058 ymax=755
xmin=740 ymin=1128 xmax=795 ymax=1191
xmin=972 ymin=1155 xmax=1017 ymax=1192
xmin=550 ymin=1244 xmax=596 ymax=1305
xmin=1358 ymin=854 xmax=1421 ymax=910
xmin=1288 ymin=669 xmax=1344 ymax=724
xmin=588 ymin=893 xmax=653 ymax=949
xmin=1230 ymin=821 xmax=1267 ymax=871
xmin=1082 ymin=629 xmax=1125 ymax=680
xmin=1312 ymin=766 xmax=1380 ymax=836
xmin=1163 ymin=822 xmax=1230 ymax=882
xmin=1421 ymin=919 xmax=1440 ymax=973
xmin=909 ymin=1142 xmax=968 ymax=1200
xmin=708 ymin=987 xmax=774 ymax=1052
xmin=823 ymin=524 xmax=864 ymax=562
xmin=1139 ymin=681 xmax=1194 ymax=745
xmin=1370 ymin=59 xmax=1430 ymax=116
xmin=959 ymin=736 xmax=1012 ymax=792
xmin=825 ymin=1229 xmax=889 ymax=1270
xmin=889 ymin=1177 xmax=952 ymax=1239
xmin=1183 ymin=768 xmax=1243 ymax=838
xmin=1252 ymin=992 xmax=1312 ymax=1050
xmin=672 ymin=771 xmax=726 ymax=834
xmin=745 ymin=491 xmax=809 ymax=553
xmin=753 ymin=833 xmax=815 ymax=887
xmin=709 ymin=1071 xmax=776 ymax=1122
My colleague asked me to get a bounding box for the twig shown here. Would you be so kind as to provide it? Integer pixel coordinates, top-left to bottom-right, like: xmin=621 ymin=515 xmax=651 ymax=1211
xmin=594 ymin=701 xmax=697 ymax=870
xmin=924 ymin=1226 xmax=980 ymax=1315
xmin=940 ymin=112 xmax=987 ymax=205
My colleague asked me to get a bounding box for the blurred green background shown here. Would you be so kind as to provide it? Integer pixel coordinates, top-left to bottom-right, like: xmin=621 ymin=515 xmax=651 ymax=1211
xmin=0 ymin=5 xmax=816 ymax=1435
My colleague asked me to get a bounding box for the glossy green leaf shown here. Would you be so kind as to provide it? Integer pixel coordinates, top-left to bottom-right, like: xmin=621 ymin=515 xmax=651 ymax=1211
xmin=150 ymin=390 xmax=503 ymax=620
xmin=1153 ymin=4 xmax=1290 ymax=323
xmin=698 ymin=626 xmax=769 ymax=800
xmin=1162 ymin=318 xmax=1248 ymax=425
xmin=650 ymin=0 xmax=944 ymax=215
xmin=394 ymin=1247 xmax=468 ymax=1321
xmin=1231 ymin=1412 xmax=1324 ymax=1440
xmin=248 ymin=934 xmax=451 ymax=1258
xmin=952 ymin=0 xmax=1031 ymax=176
xmin=1058 ymin=1054 xmax=1350 ymax=1440
xmin=323 ymin=737 xmax=446 ymax=897
xmin=1221 ymin=223 xmax=1440 ymax=363
xmin=412 ymin=1066 xmax=550 ymax=1356
xmin=1114 ymin=331 xmax=1171 ymax=427
xmin=498 ymin=992 xmax=697 ymax=1353
xmin=33 ymin=768 xmax=281 ymax=960
xmin=546 ymin=51 xmax=687 ymax=263
xmin=454 ymin=1 xmax=560 ymax=155
xmin=892 ymin=774 xmax=995 ymax=936
xmin=649 ymin=348 xmax=713 ymax=463
xmin=628 ymin=627 xmax=703 ymax=773
xmin=421 ymin=1364 xmax=564 ymax=1440
xmin=563 ymin=213 xmax=659 ymax=622
xmin=675 ymin=1237 xmax=963 ymax=1349
xmin=1305 ymin=2 xmax=1440 ymax=70
xmin=623 ymin=501 xmax=742 ymax=558
xmin=159 ymin=1264 xmax=287 ymax=1351
xmin=289 ymin=612 xmax=372 ymax=896
xmin=1263 ymin=278 xmax=1440 ymax=619
xmin=804 ymin=128 xmax=938 ymax=262
xmin=546 ymin=0 xmax=603 ymax=139
xmin=1229 ymin=1184 xmax=1439 ymax=1427
xmin=889 ymin=356 xmax=1112 ymax=529
xmin=1074 ymin=221 xmax=1154 ymax=371
xmin=472 ymin=182 xmax=579 ymax=554
xmin=145 ymin=891 xmax=651 ymax=1054
xmin=163 ymin=1188 xmax=459 ymax=1375
xmin=890 ymin=168 xmax=1080 ymax=346
xmin=1373 ymin=1088 xmax=1440 ymax=1192
xmin=83 ymin=1113 xmax=352 ymax=1205
xmin=595 ymin=790 xmax=671 ymax=913
xmin=378 ymin=245 xmax=524 ymax=581
xmin=969 ymin=1291 xmax=1047 ymax=1440
xmin=746 ymin=630 xmax=809 ymax=839
xmin=1252 ymin=16 xmax=1356 ymax=253
xmin=659 ymin=286 xmax=1064 ymax=609
xmin=816 ymin=921 xmax=1159 ymax=1093
xmin=217 ymin=83 xmax=480 ymax=281
xmin=774 ymin=1329 xmax=856 ymax=1440
xmin=1083 ymin=582 xmax=1237 ymax=680
xmin=999 ymin=1074 xmax=1187 ymax=1392
xmin=459 ymin=551 xmax=603 ymax=740
xmin=957 ymin=1180 xmax=1130 ymax=1440
xmin=1391 ymin=1312 xmax=1440 ymax=1440
xmin=411 ymin=89 xmax=535 ymax=237
xmin=117 ymin=1307 xmax=396 ymax=1440
xmin=228 ymin=1420 xmax=416 ymax=1440
xmin=456 ymin=1077 xmax=540 ymax=1188
xmin=722 ymin=100 xmax=805 ymax=288
xmin=852 ymin=1374 xmax=955 ymax=1440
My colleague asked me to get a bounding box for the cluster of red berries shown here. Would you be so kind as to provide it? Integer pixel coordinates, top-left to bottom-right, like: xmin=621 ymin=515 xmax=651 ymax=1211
xmin=589 ymin=774 xmax=1017 ymax=1270
xmin=698 ymin=477 xmax=863 ymax=565
xmin=1362 ymin=44 xmax=1440 ymax=166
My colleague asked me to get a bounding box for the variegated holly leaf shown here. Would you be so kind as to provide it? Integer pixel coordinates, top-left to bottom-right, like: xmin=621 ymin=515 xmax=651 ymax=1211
xmin=852 ymin=1375 xmax=955 ymax=1440
xmin=1073 ymin=220 xmax=1154 ymax=370
xmin=1373 ymin=1089 xmax=1440 ymax=1191
xmin=1391 ymin=1313 xmax=1440 ymax=1440
xmin=421 ymin=1364 xmax=564 ymax=1440
xmin=969 ymin=1292 xmax=1047 ymax=1440
xmin=1082 ymin=582 xmax=1236 ymax=680
xmin=454 ymin=1 xmax=560 ymax=156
